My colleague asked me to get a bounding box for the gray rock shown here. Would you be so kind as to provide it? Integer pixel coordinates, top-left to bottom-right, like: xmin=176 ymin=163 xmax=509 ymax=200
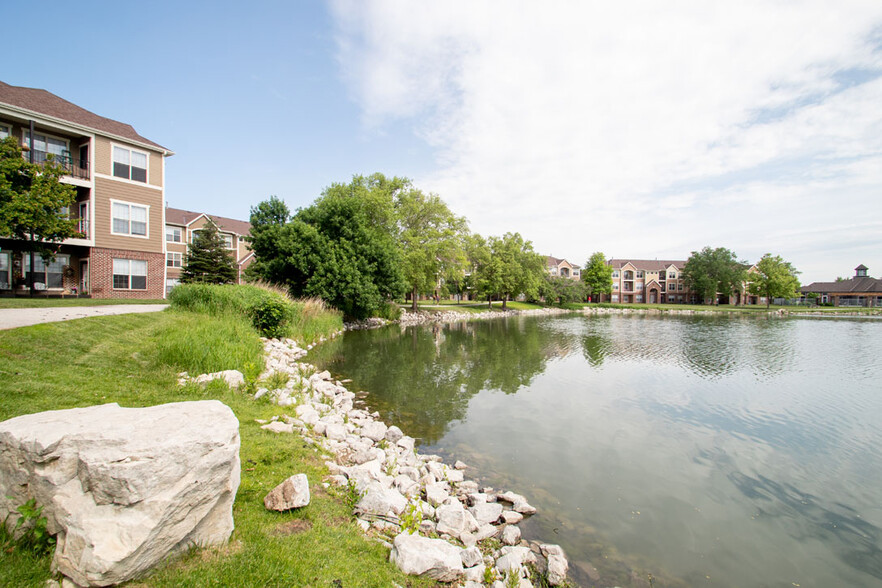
xmin=324 ymin=424 xmax=347 ymax=441
xmin=454 ymin=460 xmax=469 ymax=470
xmin=502 ymin=510 xmax=524 ymax=524
xmin=547 ymin=554 xmax=569 ymax=586
xmin=385 ymin=425 xmax=404 ymax=443
xmin=496 ymin=546 xmax=536 ymax=573
xmin=469 ymin=501 xmax=503 ymax=525
xmin=436 ymin=501 xmax=469 ymax=536
xmin=461 ymin=545 xmax=483 ymax=568
xmin=500 ymin=524 xmax=521 ymax=545
xmin=0 ymin=401 xmax=239 ymax=587
xmin=425 ymin=482 xmax=450 ymax=507
xmin=357 ymin=483 xmax=407 ymax=517
xmin=361 ymin=421 xmax=388 ymax=442
xmin=264 ymin=474 xmax=310 ymax=511
xmin=390 ymin=532 xmax=464 ymax=582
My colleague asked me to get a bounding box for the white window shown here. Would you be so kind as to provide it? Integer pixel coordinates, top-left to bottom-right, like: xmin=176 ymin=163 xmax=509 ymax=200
xmin=0 ymin=251 xmax=10 ymax=289
xmin=113 ymin=146 xmax=148 ymax=182
xmin=166 ymin=278 xmax=180 ymax=295
xmin=612 ymin=271 xmax=619 ymax=278
xmin=613 ymin=282 xmax=619 ymax=290
xmin=22 ymin=131 xmax=68 ymax=159
xmin=669 ymin=272 xmax=676 ymax=279
xmin=112 ymin=201 xmax=148 ymax=237
xmin=636 ymin=283 xmax=643 ymax=291
xmin=25 ymin=254 xmax=69 ymax=289
xmin=636 ymin=294 xmax=643 ymax=302
xmin=679 ymin=283 xmax=684 ymax=291
xmin=165 ymin=225 xmax=182 ymax=242
xmin=113 ymin=258 xmax=147 ymax=290
xmin=166 ymin=252 xmax=183 ymax=268
xmin=611 ymin=294 xmax=619 ymax=302
xmin=0 ymin=124 xmax=9 ymax=140
xmin=221 ymin=233 xmax=235 ymax=249
xmin=636 ymin=271 xmax=644 ymax=278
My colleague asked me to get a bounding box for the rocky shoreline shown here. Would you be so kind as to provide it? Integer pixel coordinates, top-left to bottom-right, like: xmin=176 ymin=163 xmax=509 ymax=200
xmin=247 ymin=336 xmax=570 ymax=586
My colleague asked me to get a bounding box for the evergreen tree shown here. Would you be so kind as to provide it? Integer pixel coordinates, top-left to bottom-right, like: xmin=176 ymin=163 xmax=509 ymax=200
xmin=181 ymin=221 xmax=237 ymax=284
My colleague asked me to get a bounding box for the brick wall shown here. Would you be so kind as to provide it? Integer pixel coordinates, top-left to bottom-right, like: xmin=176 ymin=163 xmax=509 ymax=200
xmin=89 ymin=247 xmax=165 ymax=299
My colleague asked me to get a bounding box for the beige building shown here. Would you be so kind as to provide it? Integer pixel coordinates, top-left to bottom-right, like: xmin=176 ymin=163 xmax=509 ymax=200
xmin=546 ymin=256 xmax=581 ymax=279
xmin=605 ymin=259 xmax=696 ymax=304
xmin=0 ymin=81 xmax=173 ymax=298
xmin=164 ymin=208 xmax=253 ymax=294
xmin=800 ymin=265 xmax=882 ymax=307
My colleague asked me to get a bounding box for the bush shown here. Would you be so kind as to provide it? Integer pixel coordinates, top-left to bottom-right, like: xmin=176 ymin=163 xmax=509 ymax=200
xmin=168 ymin=283 xmax=343 ymax=343
xmin=250 ymin=297 xmax=292 ymax=338
xmin=375 ymin=301 xmax=402 ymax=321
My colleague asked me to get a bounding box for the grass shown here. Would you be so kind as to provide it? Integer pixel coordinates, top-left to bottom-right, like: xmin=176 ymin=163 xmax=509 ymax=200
xmin=408 ymin=299 xmax=551 ymax=313
xmin=0 ymin=307 xmax=429 ymax=587
xmin=0 ymin=298 xmax=166 ymax=309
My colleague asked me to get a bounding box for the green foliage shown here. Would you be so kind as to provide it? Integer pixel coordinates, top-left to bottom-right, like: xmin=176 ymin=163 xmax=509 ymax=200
xmin=375 ymin=301 xmax=402 ymax=321
xmin=400 ymin=501 xmax=423 ymax=535
xmin=505 ymin=569 xmax=521 ymax=588
xmin=542 ymin=275 xmax=587 ymax=305
xmin=395 ymin=187 xmax=468 ymax=310
xmin=248 ymin=174 xmax=407 ymax=319
xmin=682 ymin=246 xmax=748 ymax=304
xmin=0 ymin=136 xmax=81 ymax=294
xmin=1 ymin=498 xmax=56 ymax=556
xmin=181 ymin=221 xmax=237 ymax=284
xmin=473 ymin=232 xmax=546 ymax=310
xmin=582 ymin=252 xmax=614 ymax=299
xmin=484 ymin=564 xmax=500 ymax=584
xmin=152 ymin=311 xmax=264 ymax=376
xmin=168 ymin=283 xmax=342 ymax=343
xmin=250 ymin=296 xmax=291 ymax=338
xmin=748 ymin=253 xmax=801 ymax=308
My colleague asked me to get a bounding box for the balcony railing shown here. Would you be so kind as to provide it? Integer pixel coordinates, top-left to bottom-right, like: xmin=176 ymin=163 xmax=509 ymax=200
xmin=77 ymin=219 xmax=89 ymax=238
xmin=25 ymin=149 xmax=90 ymax=180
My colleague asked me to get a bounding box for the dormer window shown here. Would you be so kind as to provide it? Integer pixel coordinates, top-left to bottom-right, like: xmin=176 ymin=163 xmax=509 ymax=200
xmin=855 ymin=265 xmax=868 ymax=278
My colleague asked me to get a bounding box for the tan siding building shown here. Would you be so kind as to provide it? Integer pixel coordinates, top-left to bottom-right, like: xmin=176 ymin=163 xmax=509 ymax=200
xmin=0 ymin=81 xmax=173 ymax=299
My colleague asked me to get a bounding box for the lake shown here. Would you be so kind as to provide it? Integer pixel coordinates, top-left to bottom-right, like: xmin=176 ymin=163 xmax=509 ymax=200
xmin=309 ymin=313 xmax=882 ymax=587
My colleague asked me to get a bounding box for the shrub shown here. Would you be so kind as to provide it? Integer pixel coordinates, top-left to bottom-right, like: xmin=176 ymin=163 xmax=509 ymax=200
xmin=375 ymin=301 xmax=402 ymax=321
xmin=250 ymin=297 xmax=292 ymax=338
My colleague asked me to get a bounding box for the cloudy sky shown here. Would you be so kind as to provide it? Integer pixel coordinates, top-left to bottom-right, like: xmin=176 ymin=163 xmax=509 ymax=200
xmin=5 ymin=1 xmax=882 ymax=282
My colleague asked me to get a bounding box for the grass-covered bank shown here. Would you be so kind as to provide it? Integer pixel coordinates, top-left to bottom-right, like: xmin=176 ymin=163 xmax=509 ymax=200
xmin=0 ymin=290 xmax=434 ymax=587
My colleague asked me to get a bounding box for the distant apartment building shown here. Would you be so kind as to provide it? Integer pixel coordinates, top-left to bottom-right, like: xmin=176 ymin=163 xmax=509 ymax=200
xmin=604 ymin=259 xmax=696 ymax=304
xmin=164 ymin=208 xmax=253 ymax=294
xmin=546 ymin=256 xmax=581 ymax=279
xmin=0 ymin=81 xmax=173 ymax=298
xmin=800 ymin=265 xmax=882 ymax=307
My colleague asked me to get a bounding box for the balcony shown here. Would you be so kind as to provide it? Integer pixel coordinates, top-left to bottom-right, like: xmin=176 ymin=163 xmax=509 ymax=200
xmin=77 ymin=218 xmax=89 ymax=239
xmin=25 ymin=149 xmax=90 ymax=180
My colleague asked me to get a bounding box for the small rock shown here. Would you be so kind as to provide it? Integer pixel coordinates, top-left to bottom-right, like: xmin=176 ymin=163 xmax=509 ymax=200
xmin=500 ymin=524 xmax=521 ymax=545
xmin=454 ymin=460 xmax=468 ymax=470
xmin=461 ymin=546 xmax=483 ymax=568
xmin=261 ymin=421 xmax=294 ymax=434
xmin=264 ymin=474 xmax=311 ymax=511
xmin=502 ymin=510 xmax=524 ymax=524
xmin=385 ymin=425 xmax=404 ymax=443
xmin=390 ymin=532 xmax=464 ymax=582
xmin=547 ymin=554 xmax=569 ymax=586
xmin=469 ymin=502 xmax=503 ymax=525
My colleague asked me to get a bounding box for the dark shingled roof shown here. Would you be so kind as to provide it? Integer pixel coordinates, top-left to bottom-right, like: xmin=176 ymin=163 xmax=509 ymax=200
xmin=165 ymin=207 xmax=251 ymax=237
xmin=0 ymin=81 xmax=169 ymax=152
xmin=801 ymin=277 xmax=882 ymax=294
xmin=608 ymin=259 xmax=686 ymax=271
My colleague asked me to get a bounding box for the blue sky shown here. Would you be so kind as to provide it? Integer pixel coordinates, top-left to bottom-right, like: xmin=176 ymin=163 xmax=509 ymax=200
xmin=4 ymin=1 xmax=882 ymax=283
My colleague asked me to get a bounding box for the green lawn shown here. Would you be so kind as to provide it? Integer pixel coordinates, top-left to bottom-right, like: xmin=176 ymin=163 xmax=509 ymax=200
xmin=0 ymin=298 xmax=166 ymax=309
xmin=0 ymin=311 xmax=433 ymax=588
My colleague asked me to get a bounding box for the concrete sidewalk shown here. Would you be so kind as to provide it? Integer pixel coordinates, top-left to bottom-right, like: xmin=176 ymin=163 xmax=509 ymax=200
xmin=0 ymin=304 xmax=169 ymax=330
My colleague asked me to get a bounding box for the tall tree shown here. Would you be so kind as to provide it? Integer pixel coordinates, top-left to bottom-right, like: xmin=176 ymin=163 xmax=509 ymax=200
xmin=475 ymin=232 xmax=545 ymax=310
xmin=582 ymin=252 xmax=613 ymax=301
xmin=748 ymin=253 xmax=801 ymax=308
xmin=682 ymin=246 xmax=747 ymax=304
xmin=0 ymin=136 xmax=80 ymax=295
xmin=181 ymin=221 xmax=237 ymax=284
xmin=248 ymin=175 xmax=406 ymax=319
xmin=395 ymin=188 xmax=468 ymax=311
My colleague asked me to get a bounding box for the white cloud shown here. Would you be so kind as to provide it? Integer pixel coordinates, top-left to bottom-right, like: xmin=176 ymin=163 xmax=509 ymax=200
xmin=330 ymin=0 xmax=882 ymax=282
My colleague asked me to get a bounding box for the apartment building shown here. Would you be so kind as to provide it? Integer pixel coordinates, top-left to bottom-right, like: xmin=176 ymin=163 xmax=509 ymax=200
xmin=0 ymin=81 xmax=173 ymax=298
xmin=604 ymin=259 xmax=697 ymax=304
xmin=164 ymin=208 xmax=253 ymax=294
xmin=546 ymin=256 xmax=581 ymax=279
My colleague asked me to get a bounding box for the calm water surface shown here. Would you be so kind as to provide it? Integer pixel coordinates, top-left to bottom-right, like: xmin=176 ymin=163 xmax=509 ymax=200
xmin=310 ymin=314 xmax=882 ymax=587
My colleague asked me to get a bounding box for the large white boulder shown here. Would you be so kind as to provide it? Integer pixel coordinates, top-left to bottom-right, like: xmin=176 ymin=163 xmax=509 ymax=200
xmin=0 ymin=401 xmax=240 ymax=587
xmin=390 ymin=532 xmax=464 ymax=581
